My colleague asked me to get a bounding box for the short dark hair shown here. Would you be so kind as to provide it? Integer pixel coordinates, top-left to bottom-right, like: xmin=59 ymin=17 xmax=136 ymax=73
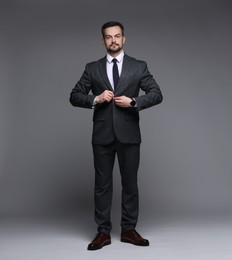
xmin=101 ymin=21 xmax=124 ymax=37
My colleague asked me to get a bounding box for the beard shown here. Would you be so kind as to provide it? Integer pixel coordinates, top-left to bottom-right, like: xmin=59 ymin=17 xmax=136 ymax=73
xmin=107 ymin=43 xmax=123 ymax=54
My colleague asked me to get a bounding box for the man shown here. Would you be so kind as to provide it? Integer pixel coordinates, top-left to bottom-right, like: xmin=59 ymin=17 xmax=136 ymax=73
xmin=70 ymin=21 xmax=163 ymax=250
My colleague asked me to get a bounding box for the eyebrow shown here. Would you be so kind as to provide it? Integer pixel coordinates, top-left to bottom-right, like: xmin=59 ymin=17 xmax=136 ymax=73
xmin=105 ymin=33 xmax=122 ymax=38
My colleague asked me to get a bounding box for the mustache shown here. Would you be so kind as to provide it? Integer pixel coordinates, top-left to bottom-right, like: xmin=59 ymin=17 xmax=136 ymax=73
xmin=110 ymin=43 xmax=119 ymax=47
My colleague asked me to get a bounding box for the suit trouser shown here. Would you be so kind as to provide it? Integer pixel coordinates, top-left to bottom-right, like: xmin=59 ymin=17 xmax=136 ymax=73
xmin=92 ymin=141 xmax=140 ymax=234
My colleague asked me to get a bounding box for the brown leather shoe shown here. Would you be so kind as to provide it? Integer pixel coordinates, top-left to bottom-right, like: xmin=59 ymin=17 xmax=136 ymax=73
xmin=121 ymin=230 xmax=149 ymax=246
xmin=87 ymin=233 xmax=111 ymax=250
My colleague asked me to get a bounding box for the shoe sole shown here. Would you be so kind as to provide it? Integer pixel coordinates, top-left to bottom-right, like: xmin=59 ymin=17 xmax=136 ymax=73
xmin=121 ymin=238 xmax=149 ymax=246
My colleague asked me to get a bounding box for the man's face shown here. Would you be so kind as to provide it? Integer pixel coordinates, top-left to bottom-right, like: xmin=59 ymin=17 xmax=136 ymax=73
xmin=102 ymin=26 xmax=126 ymax=55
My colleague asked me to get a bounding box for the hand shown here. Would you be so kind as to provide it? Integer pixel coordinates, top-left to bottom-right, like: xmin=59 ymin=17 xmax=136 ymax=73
xmin=95 ymin=90 xmax=114 ymax=103
xmin=114 ymin=96 xmax=132 ymax=108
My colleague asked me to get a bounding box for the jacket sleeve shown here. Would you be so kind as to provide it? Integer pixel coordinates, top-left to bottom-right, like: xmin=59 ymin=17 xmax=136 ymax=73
xmin=69 ymin=64 xmax=96 ymax=109
xmin=134 ymin=62 xmax=163 ymax=111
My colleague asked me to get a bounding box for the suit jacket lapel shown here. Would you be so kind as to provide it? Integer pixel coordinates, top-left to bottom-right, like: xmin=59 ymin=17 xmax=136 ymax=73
xmin=98 ymin=57 xmax=113 ymax=91
xmin=115 ymin=54 xmax=131 ymax=94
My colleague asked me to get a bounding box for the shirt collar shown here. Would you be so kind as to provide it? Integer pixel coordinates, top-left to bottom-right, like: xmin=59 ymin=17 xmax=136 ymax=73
xmin=106 ymin=50 xmax=124 ymax=63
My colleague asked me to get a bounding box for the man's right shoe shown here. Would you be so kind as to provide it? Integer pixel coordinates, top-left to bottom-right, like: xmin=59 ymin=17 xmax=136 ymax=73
xmin=87 ymin=233 xmax=111 ymax=250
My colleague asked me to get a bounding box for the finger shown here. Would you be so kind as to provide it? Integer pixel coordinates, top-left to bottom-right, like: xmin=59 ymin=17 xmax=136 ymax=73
xmin=107 ymin=91 xmax=114 ymax=95
xmin=107 ymin=95 xmax=114 ymax=102
xmin=114 ymin=97 xmax=121 ymax=101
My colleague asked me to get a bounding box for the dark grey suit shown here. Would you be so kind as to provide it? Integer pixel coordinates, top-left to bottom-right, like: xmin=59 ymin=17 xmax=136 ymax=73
xmin=70 ymin=54 xmax=163 ymax=233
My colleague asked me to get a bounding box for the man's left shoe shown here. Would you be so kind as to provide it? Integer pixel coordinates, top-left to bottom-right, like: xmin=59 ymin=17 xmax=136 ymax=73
xmin=121 ymin=230 xmax=149 ymax=246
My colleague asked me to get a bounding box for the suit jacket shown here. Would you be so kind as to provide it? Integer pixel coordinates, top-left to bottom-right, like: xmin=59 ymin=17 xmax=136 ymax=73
xmin=70 ymin=54 xmax=163 ymax=145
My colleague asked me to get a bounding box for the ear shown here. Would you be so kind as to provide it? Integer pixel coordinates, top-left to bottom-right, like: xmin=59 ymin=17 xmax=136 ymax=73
xmin=123 ymin=36 xmax=126 ymax=44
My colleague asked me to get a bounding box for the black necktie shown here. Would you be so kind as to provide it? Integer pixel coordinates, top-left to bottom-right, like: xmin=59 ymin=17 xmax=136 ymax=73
xmin=112 ymin=58 xmax=119 ymax=88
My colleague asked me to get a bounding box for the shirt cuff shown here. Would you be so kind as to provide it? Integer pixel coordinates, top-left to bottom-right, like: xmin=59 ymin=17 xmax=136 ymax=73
xmin=92 ymin=97 xmax=97 ymax=108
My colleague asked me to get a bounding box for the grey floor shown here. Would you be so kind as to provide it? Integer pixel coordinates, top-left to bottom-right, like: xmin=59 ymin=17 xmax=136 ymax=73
xmin=0 ymin=216 xmax=232 ymax=260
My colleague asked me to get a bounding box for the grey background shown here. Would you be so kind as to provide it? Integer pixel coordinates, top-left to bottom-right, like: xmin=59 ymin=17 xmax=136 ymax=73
xmin=1 ymin=0 xmax=232 ymax=226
